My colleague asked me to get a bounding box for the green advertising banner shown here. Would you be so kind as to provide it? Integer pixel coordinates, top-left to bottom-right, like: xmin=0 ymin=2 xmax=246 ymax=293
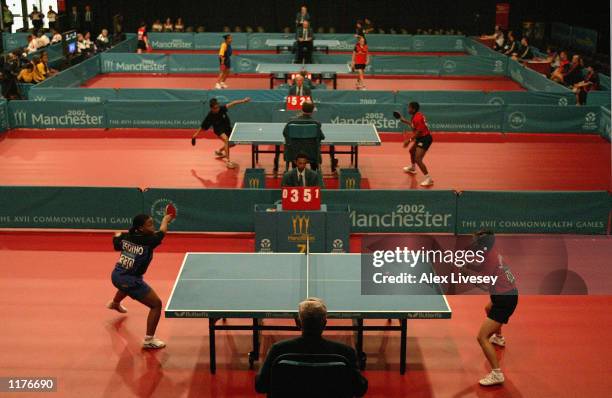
xmin=148 ymin=32 xmax=195 ymax=50
xmin=313 ymin=90 xmax=396 ymax=104
xmin=456 ymin=191 xmax=611 ymax=234
xmin=208 ymin=89 xmax=285 ymax=102
xmin=0 ymin=187 xmax=143 ymax=229
xmin=0 ymin=99 xmax=8 ymax=133
xmin=420 ymin=103 xmax=503 ymax=132
xmin=194 ymin=33 xmax=248 ymax=50
xmin=410 ymin=35 xmax=465 ymax=52
xmin=8 ymin=100 xmax=106 ymax=128
xmin=507 ymin=60 xmax=569 ymax=93
xmin=600 ymin=107 xmax=611 ymax=141
xmin=369 ymin=55 xmax=441 ymax=74
xmin=167 ymin=54 xmax=220 ymax=73
xmin=503 ymin=105 xmax=600 ymax=133
xmin=396 ymin=91 xmax=575 ymax=106
xmin=36 ymin=55 xmax=101 ymax=88
xmin=142 ymin=188 xmax=279 ymax=231
xmin=106 ymin=100 xmax=205 ymax=128
xmin=100 ymin=53 xmax=168 ymax=73
xmin=28 ymin=88 xmax=117 ymax=102
xmin=324 ymin=190 xmax=456 ymax=233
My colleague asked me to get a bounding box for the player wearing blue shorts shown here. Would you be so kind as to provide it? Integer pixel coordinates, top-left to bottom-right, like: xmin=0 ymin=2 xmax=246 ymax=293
xmin=106 ymin=213 xmax=173 ymax=349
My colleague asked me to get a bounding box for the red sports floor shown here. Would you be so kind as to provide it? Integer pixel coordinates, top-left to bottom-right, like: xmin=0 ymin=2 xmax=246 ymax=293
xmin=82 ymin=74 xmax=526 ymax=91
xmin=1 ymin=231 xmax=612 ymax=398
xmin=0 ymin=130 xmax=609 ymax=191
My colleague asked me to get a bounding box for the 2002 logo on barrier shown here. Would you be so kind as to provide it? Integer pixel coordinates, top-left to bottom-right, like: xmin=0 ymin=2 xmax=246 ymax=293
xmin=150 ymin=198 xmax=178 ymax=224
xmin=508 ymin=111 xmax=527 ymax=129
xmin=238 ymin=58 xmax=253 ymax=72
xmin=442 ymin=60 xmax=457 ymax=73
xmin=488 ymin=97 xmax=505 ymax=105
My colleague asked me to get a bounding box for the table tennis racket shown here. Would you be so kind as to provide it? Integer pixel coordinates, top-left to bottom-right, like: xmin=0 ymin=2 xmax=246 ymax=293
xmin=165 ymin=204 xmax=177 ymax=219
xmin=392 ymin=111 xmax=402 ymax=119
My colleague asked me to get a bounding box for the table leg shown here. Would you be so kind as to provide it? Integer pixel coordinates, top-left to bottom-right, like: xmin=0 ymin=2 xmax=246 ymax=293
xmin=333 ymin=75 xmax=337 ymax=90
xmin=400 ymin=318 xmax=407 ymax=374
xmin=354 ymin=318 xmax=366 ymax=370
xmin=269 ymin=75 xmax=274 ymax=89
xmin=248 ymin=318 xmax=261 ymax=368
xmin=251 ymin=145 xmax=256 ymax=168
xmin=209 ymin=318 xmax=218 ymax=374
xmin=354 ymin=146 xmax=359 ymax=168
xmin=273 ymin=145 xmax=280 ymax=172
xmin=330 ymin=145 xmax=337 ymax=172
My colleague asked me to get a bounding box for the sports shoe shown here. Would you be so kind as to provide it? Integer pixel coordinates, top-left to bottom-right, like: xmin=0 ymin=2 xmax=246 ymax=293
xmin=403 ymin=166 xmax=417 ymax=174
xmin=106 ymin=300 xmax=127 ymax=313
xmin=220 ymin=82 xmax=228 ymax=88
xmin=214 ymin=83 xmax=222 ymax=89
xmin=143 ymin=337 xmax=166 ymax=349
xmin=479 ymin=370 xmax=505 ymax=386
xmin=489 ymin=334 xmax=506 ymax=347
xmin=420 ymin=177 xmax=434 ymax=187
xmin=225 ymin=160 xmax=237 ymax=169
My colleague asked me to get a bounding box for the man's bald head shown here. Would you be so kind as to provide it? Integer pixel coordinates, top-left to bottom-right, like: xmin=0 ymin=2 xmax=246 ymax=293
xmin=298 ymin=297 xmax=327 ymax=336
xmin=294 ymin=74 xmax=304 ymax=86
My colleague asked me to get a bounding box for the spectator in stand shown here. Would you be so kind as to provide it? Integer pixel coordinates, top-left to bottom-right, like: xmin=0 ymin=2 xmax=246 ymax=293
xmin=69 ymin=6 xmax=82 ymax=31
xmin=36 ymin=31 xmax=50 ymax=49
xmin=563 ymin=55 xmax=584 ymax=86
xmin=518 ymin=37 xmax=533 ymax=60
xmin=574 ymin=65 xmax=599 ymax=105
xmin=77 ymin=33 xmax=94 ymax=56
xmin=151 ymin=19 xmax=163 ymax=32
xmin=483 ymin=25 xmax=504 ymax=51
xmin=295 ymin=5 xmax=310 ymax=28
xmin=31 ymin=57 xmax=46 ymax=83
xmin=551 ymin=50 xmax=569 ymax=79
xmin=29 ymin=6 xmax=44 ymax=32
xmin=96 ymin=29 xmax=111 ymax=51
xmin=50 ymin=29 xmax=62 ymax=44
xmin=174 ymin=18 xmax=185 ymax=32
xmin=503 ymin=31 xmax=517 ymax=56
xmin=17 ymin=62 xmax=35 ymax=83
xmin=84 ymin=5 xmax=95 ymax=34
xmin=47 ymin=6 xmax=58 ymax=30
xmin=363 ymin=18 xmax=375 ymax=34
xmin=546 ymin=46 xmax=560 ymax=70
xmin=163 ymin=18 xmax=174 ymax=32
xmin=1 ymin=52 xmax=22 ymax=99
xmin=84 ymin=32 xmax=96 ymax=53
xmin=26 ymin=35 xmax=38 ymax=54
xmin=39 ymin=51 xmax=58 ymax=77
xmin=3 ymin=4 xmax=14 ymax=33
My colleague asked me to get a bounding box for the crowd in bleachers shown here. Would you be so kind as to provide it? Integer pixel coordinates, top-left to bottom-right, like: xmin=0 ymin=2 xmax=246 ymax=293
xmin=484 ymin=25 xmax=602 ymax=105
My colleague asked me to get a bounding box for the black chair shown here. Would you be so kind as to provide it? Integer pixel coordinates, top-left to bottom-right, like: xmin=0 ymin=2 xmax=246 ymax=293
xmin=269 ymin=353 xmax=355 ymax=398
xmin=283 ymin=122 xmax=322 ymax=171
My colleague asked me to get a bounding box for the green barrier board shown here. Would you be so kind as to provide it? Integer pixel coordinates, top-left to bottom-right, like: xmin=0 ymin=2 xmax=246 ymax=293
xmin=600 ymin=107 xmax=611 ymax=141
xmin=0 ymin=186 xmax=143 ymax=229
xmin=8 ymin=100 xmax=106 ymax=128
xmin=100 ymin=53 xmax=168 ymax=73
xmin=503 ymin=105 xmax=600 ymax=133
xmin=0 ymin=99 xmax=8 ymax=133
xmin=106 ymin=100 xmax=205 ymax=128
xmin=456 ymin=191 xmax=610 ymax=234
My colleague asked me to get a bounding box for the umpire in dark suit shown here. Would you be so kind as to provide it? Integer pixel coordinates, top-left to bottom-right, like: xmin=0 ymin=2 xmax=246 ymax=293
xmin=295 ymin=20 xmax=314 ymax=64
xmin=281 ymin=153 xmax=320 ymax=186
xmin=255 ymin=297 xmax=368 ymax=396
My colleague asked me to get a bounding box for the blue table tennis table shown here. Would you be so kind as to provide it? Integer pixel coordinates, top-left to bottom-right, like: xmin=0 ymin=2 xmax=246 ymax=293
xmin=256 ymin=63 xmax=351 ymax=89
xmin=229 ymin=122 xmax=381 ymax=171
xmin=165 ymin=253 xmax=452 ymax=374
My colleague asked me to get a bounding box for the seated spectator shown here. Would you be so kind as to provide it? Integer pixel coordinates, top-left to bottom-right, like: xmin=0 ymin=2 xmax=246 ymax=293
xmin=503 ymin=31 xmax=517 ymax=56
xmin=174 ymin=17 xmax=185 ymax=32
xmin=96 ymin=29 xmax=111 ymax=51
xmin=25 ymin=34 xmax=38 ymax=54
xmin=222 ymin=26 xmax=231 ymax=32
xmin=255 ymin=298 xmax=368 ymax=396
xmin=518 ymin=37 xmax=533 ymax=60
xmin=36 ymin=31 xmax=50 ymax=48
xmin=1 ymin=52 xmax=22 ymax=99
xmin=546 ymin=46 xmax=560 ymax=69
xmin=151 ymin=19 xmax=163 ymax=32
xmin=50 ymin=28 xmax=62 ymax=44
xmin=185 ymin=26 xmax=194 ymax=32
xmin=84 ymin=32 xmax=96 ymax=52
xmin=31 ymin=57 xmax=45 ymax=83
xmin=364 ymin=18 xmax=374 ymax=34
xmin=76 ymin=33 xmax=94 ymax=55
xmin=17 ymin=62 xmax=35 ymax=83
xmin=563 ymin=55 xmax=584 ymax=86
xmin=39 ymin=51 xmax=57 ymax=77
xmin=289 ymin=74 xmax=312 ymax=96
xmin=574 ymin=65 xmax=599 ymax=105
xmin=483 ymin=25 xmax=504 ymax=51
xmin=550 ymin=51 xmax=569 ymax=82
xmin=196 ymin=26 xmax=205 ymax=33
xmin=163 ymin=17 xmax=173 ymax=32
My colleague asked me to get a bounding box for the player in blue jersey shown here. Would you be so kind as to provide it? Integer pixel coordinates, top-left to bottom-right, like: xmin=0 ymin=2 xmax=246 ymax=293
xmin=106 ymin=212 xmax=173 ymax=349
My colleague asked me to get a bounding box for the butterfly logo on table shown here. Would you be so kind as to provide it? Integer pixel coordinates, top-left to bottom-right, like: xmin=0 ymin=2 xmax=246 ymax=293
xmin=150 ymin=198 xmax=179 ymax=224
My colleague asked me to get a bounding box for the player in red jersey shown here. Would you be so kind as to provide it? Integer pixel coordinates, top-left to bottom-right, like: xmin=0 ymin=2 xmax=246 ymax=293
xmin=136 ymin=21 xmax=150 ymax=53
xmin=398 ymin=102 xmax=433 ymax=186
xmin=351 ymin=35 xmax=369 ymax=89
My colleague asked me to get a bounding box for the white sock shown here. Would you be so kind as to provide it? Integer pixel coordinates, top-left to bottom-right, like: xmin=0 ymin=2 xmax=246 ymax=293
xmin=145 ymin=335 xmax=154 ymax=340
xmin=425 ymin=174 xmax=430 ymax=179
xmin=492 ymin=368 xmax=502 ymax=374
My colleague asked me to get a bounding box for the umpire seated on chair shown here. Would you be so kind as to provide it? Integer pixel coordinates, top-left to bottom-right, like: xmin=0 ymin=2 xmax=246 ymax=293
xmin=255 ymin=297 xmax=368 ymax=397
xmin=281 ymin=153 xmax=320 ymax=187
xmin=279 ymin=101 xmax=328 ymax=171
xmin=288 ymin=74 xmax=312 ymax=97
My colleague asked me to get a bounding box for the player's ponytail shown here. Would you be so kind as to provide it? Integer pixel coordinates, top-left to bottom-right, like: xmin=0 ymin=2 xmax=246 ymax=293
xmin=129 ymin=214 xmax=150 ymax=234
